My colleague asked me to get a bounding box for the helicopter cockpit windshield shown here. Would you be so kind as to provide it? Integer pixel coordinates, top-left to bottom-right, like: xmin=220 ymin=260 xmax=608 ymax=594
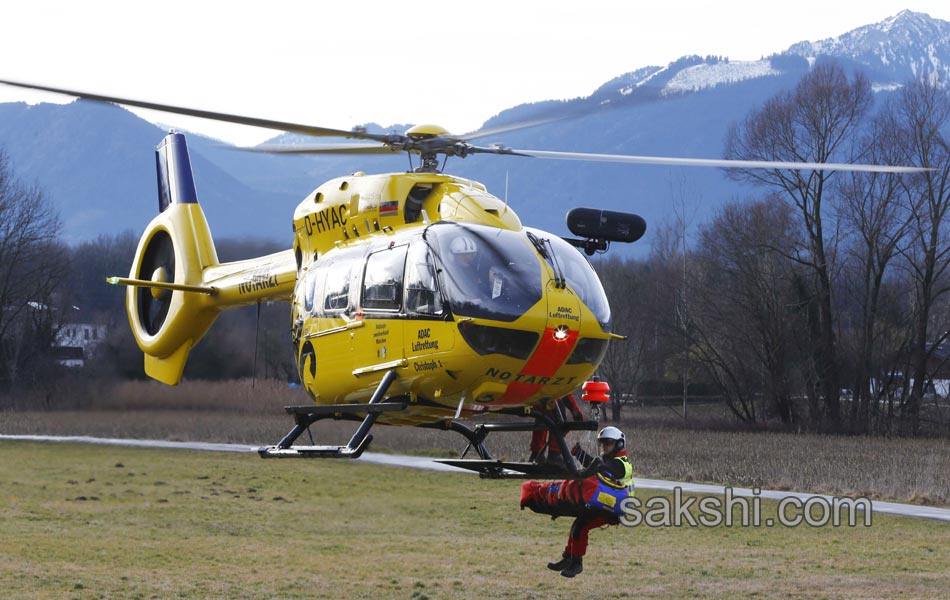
xmin=428 ymin=222 xmax=543 ymax=322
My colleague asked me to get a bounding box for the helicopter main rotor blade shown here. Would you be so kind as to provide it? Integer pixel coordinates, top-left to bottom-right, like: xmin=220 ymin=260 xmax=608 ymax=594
xmin=239 ymin=143 xmax=398 ymax=155
xmin=488 ymin=148 xmax=930 ymax=174
xmin=460 ymin=116 xmax=564 ymax=142
xmin=2 ymin=78 xmax=929 ymax=174
xmin=0 ymin=78 xmax=387 ymax=142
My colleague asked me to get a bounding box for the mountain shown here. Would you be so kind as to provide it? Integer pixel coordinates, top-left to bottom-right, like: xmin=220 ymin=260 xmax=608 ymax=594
xmin=0 ymin=100 xmax=303 ymax=244
xmin=786 ymin=9 xmax=950 ymax=85
xmin=483 ymin=10 xmax=947 ymax=128
xmin=0 ymin=10 xmax=946 ymax=249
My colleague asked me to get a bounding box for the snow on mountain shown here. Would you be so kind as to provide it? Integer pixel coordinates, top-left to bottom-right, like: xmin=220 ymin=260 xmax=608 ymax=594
xmin=592 ymin=10 xmax=950 ymax=107
xmin=786 ymin=10 xmax=950 ymax=85
xmin=589 ymin=55 xmax=787 ymax=107
xmin=589 ymin=65 xmax=664 ymax=99
xmin=871 ymin=82 xmax=902 ymax=93
xmin=662 ymin=59 xmax=781 ymax=95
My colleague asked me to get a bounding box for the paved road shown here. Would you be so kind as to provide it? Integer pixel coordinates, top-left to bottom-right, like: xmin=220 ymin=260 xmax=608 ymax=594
xmin=3 ymin=434 xmax=948 ymax=523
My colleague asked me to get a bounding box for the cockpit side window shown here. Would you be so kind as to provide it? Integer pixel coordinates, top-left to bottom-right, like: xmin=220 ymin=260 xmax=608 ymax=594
xmin=362 ymin=245 xmax=408 ymax=311
xmin=405 ymin=242 xmax=443 ymax=316
xmin=539 ymin=232 xmax=612 ymax=330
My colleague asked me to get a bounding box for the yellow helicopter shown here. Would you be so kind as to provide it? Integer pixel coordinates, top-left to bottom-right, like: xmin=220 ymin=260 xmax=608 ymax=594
xmin=0 ymin=79 xmax=924 ymax=479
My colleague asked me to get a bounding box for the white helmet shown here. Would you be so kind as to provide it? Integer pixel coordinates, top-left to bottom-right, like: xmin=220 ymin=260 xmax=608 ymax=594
xmin=450 ymin=235 xmax=477 ymax=256
xmin=598 ymin=426 xmax=625 ymax=452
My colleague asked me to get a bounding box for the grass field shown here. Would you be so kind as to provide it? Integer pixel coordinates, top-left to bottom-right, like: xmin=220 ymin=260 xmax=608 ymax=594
xmin=1 ymin=440 xmax=948 ymax=599
xmin=3 ymin=408 xmax=949 ymax=506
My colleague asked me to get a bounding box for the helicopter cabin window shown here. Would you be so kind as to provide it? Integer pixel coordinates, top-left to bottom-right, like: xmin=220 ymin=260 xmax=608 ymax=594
xmin=405 ymin=184 xmax=434 ymax=224
xmin=323 ymin=257 xmax=357 ymax=313
xmin=299 ymin=265 xmax=326 ymax=315
xmin=362 ymin=245 xmax=407 ymax=311
xmin=405 ymin=242 xmax=443 ymax=315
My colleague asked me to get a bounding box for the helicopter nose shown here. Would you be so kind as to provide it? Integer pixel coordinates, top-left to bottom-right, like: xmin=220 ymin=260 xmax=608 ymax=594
xmin=488 ymin=284 xmax=582 ymax=405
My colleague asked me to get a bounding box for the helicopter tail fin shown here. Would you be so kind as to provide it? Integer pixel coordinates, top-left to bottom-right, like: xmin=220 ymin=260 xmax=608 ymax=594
xmin=155 ymin=132 xmax=199 ymax=214
xmin=122 ymin=132 xmax=296 ymax=385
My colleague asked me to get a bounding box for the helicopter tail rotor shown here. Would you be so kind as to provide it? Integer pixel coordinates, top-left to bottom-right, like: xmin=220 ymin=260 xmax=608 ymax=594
xmin=118 ymin=131 xmax=298 ymax=386
xmin=125 ymin=132 xmax=222 ymax=385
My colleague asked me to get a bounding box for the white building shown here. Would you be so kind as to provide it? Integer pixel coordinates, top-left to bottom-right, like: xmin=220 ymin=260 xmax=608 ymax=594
xmin=54 ymin=323 xmax=107 ymax=367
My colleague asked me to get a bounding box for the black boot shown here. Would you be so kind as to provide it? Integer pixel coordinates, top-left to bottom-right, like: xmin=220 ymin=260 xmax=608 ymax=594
xmin=560 ymin=555 xmax=583 ymax=578
xmin=547 ymin=553 xmax=572 ymax=571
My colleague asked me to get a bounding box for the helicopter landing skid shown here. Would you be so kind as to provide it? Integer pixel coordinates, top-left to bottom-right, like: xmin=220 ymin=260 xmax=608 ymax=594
xmin=437 ymin=459 xmax=597 ymax=480
xmin=435 ymin=408 xmax=600 ymax=480
xmin=258 ymin=370 xmax=401 ymax=459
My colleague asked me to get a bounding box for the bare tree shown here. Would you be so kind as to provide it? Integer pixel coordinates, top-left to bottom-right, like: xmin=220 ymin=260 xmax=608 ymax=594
xmin=724 ymin=62 xmax=872 ymax=431
xmin=0 ymin=150 xmax=66 ymax=393
xmin=67 ymin=232 xmax=138 ymax=322
xmin=595 ymin=256 xmax=649 ymax=421
xmin=888 ymin=79 xmax=950 ymax=434
xmin=641 ymin=217 xmax=701 ymax=416
xmin=836 ymin=113 xmax=913 ymax=433
xmin=688 ymin=197 xmax=802 ymax=425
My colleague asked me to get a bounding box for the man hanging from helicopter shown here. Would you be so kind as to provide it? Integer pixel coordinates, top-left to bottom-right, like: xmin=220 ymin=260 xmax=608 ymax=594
xmin=520 ymin=426 xmax=633 ymax=578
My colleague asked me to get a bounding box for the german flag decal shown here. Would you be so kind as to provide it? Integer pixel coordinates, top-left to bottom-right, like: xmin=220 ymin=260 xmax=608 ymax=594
xmin=379 ymin=200 xmax=399 ymax=216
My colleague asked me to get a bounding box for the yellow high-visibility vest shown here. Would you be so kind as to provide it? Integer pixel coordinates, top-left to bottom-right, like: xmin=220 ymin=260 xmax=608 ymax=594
xmin=597 ymin=455 xmax=634 ymax=492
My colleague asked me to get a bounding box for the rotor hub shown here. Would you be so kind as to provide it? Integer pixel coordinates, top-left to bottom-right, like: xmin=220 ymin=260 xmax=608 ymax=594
xmin=405 ymin=124 xmax=451 ymax=140
xmin=151 ymin=267 xmax=170 ymax=300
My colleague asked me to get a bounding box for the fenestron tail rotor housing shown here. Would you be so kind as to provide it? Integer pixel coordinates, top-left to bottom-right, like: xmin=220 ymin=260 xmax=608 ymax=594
xmin=136 ymin=230 xmax=175 ymax=335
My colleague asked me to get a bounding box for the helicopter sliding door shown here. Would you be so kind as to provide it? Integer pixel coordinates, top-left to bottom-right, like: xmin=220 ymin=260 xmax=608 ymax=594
xmin=351 ymin=237 xmax=460 ymax=411
xmin=402 ymin=239 xmax=456 ymax=403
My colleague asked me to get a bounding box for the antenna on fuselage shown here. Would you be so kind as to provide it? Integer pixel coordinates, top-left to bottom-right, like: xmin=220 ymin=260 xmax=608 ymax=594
xmin=503 ymin=170 xmax=510 ymax=215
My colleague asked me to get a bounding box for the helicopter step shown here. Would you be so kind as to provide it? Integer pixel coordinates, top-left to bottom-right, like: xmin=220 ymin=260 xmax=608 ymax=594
xmin=435 ymin=408 xmax=600 ymax=480
xmin=258 ymin=370 xmax=400 ymax=459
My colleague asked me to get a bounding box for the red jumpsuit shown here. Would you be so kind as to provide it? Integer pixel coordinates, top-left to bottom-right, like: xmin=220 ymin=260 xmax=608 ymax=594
xmin=529 ymin=394 xmax=584 ymax=461
xmin=520 ymin=450 xmax=630 ymax=557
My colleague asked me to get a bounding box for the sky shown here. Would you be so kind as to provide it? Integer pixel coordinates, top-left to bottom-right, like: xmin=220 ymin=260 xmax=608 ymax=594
xmin=1 ymin=1 xmax=948 ymax=146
